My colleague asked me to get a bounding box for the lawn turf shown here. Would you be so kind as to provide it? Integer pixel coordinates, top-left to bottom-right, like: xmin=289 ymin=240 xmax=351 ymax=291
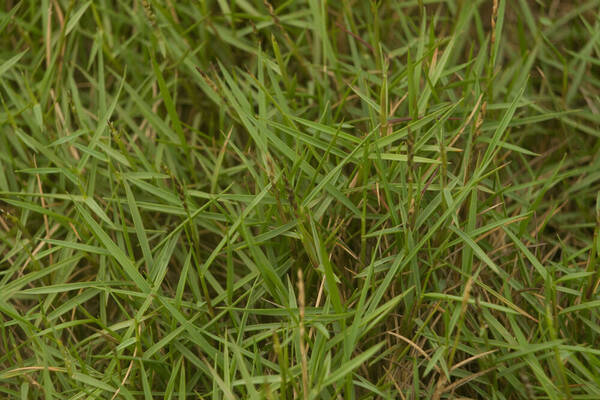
xmin=1 ymin=1 xmax=600 ymax=399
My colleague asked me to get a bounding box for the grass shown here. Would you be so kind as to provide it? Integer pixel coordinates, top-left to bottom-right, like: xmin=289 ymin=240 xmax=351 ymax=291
xmin=1 ymin=0 xmax=600 ymax=398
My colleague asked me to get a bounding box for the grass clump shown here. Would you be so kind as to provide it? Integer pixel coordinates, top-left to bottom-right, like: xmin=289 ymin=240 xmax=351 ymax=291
xmin=1 ymin=0 xmax=600 ymax=398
